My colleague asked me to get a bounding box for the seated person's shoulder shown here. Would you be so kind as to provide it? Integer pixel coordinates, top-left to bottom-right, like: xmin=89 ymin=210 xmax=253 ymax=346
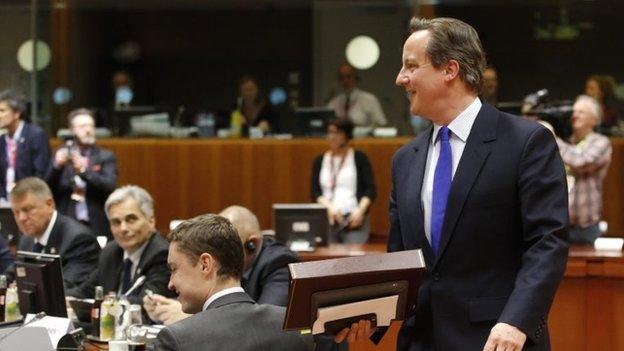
xmin=261 ymin=236 xmax=299 ymax=264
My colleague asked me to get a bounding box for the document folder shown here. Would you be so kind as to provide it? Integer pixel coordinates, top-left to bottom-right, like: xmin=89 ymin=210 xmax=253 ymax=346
xmin=284 ymin=249 xmax=426 ymax=332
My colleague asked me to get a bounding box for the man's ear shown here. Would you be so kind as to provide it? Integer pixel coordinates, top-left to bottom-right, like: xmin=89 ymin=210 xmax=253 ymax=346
xmin=444 ymin=60 xmax=460 ymax=82
xmin=199 ymin=253 xmax=215 ymax=276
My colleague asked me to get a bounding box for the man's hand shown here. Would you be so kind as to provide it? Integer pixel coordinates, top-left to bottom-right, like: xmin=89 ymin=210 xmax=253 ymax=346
xmin=54 ymin=148 xmax=70 ymax=169
xmin=142 ymin=294 xmax=190 ymax=325
xmin=483 ymin=322 xmax=527 ymax=351
xmin=71 ymin=152 xmax=89 ymax=173
xmin=333 ymin=319 xmax=374 ymax=344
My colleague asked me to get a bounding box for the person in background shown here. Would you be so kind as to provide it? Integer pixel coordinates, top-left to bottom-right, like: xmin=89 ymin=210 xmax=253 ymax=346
xmin=154 ymin=214 xmax=311 ymax=351
xmin=144 ymin=205 xmax=298 ymax=325
xmin=8 ymin=177 xmax=100 ymax=289
xmin=556 ymin=95 xmax=612 ymax=244
xmin=585 ymin=75 xmax=623 ymax=130
xmin=0 ymin=90 xmax=50 ymax=201
xmin=232 ymin=75 xmax=278 ymax=135
xmin=311 ymin=118 xmax=376 ymax=243
xmin=46 ymin=108 xmax=118 ymax=238
xmin=327 ymin=62 xmax=387 ymax=128
xmin=480 ymin=66 xmax=499 ymax=106
xmin=66 ymin=185 xmax=175 ymax=307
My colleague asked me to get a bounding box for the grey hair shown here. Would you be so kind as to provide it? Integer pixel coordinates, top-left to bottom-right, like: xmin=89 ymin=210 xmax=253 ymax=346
xmin=575 ymin=94 xmax=603 ymax=122
xmin=0 ymin=89 xmax=27 ymax=118
xmin=105 ymin=185 xmax=154 ymax=219
xmin=10 ymin=177 xmax=53 ymax=201
xmin=409 ymin=17 xmax=486 ymax=92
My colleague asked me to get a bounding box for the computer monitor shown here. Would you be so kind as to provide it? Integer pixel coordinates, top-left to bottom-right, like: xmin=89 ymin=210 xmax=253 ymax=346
xmin=294 ymin=107 xmax=335 ymax=137
xmin=273 ymin=203 xmax=329 ymax=250
xmin=15 ymin=251 xmax=67 ymax=318
xmin=0 ymin=207 xmax=20 ymax=246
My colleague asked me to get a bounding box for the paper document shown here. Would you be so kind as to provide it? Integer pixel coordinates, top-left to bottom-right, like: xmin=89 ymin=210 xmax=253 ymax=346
xmin=312 ymin=295 xmax=398 ymax=335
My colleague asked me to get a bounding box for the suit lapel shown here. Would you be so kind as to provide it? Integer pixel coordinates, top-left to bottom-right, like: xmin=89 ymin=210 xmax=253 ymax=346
xmin=15 ymin=124 xmax=29 ymax=176
xmin=434 ymin=105 xmax=498 ymax=269
xmin=45 ymin=215 xmax=62 ymax=255
xmin=408 ymin=128 xmax=435 ymax=265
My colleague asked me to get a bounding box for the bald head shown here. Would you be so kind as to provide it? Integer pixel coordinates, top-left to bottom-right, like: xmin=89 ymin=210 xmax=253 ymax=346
xmin=219 ymin=206 xmax=260 ymax=242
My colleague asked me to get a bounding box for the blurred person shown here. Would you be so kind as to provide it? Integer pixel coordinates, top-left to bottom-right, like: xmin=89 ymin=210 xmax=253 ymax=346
xmin=154 ymin=214 xmax=311 ymax=351
xmin=0 ymin=90 xmax=51 ymax=201
xmin=556 ymin=95 xmax=611 ymax=244
xmin=66 ymin=185 xmax=175 ymax=306
xmin=232 ymin=75 xmax=278 ymax=135
xmin=327 ymin=62 xmax=387 ymax=127
xmin=144 ymin=205 xmax=299 ymax=325
xmin=46 ymin=108 xmax=118 ymax=238
xmin=311 ymin=119 xmax=376 ymax=243
xmin=480 ymin=66 xmax=498 ymax=105
xmin=585 ymin=75 xmax=623 ymax=129
xmin=8 ymin=177 xmax=100 ymax=289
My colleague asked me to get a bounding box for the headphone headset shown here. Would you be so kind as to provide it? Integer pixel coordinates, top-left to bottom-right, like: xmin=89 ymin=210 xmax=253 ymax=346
xmin=244 ymin=240 xmax=256 ymax=253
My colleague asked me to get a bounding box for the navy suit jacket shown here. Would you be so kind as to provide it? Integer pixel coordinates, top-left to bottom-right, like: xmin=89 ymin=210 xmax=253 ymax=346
xmin=46 ymin=145 xmax=118 ymax=238
xmin=388 ymin=104 xmax=569 ymax=351
xmin=0 ymin=122 xmax=51 ymax=199
xmin=16 ymin=214 xmax=100 ymax=290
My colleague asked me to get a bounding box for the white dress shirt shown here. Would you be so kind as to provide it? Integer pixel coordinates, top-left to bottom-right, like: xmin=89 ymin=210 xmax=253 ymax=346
xmin=319 ymin=149 xmax=358 ymax=215
xmin=421 ymin=98 xmax=482 ymax=244
xmin=327 ymin=88 xmax=387 ymax=127
xmin=35 ymin=210 xmax=58 ymax=248
xmin=202 ymin=286 xmax=245 ymax=311
xmin=4 ymin=120 xmax=25 ymax=197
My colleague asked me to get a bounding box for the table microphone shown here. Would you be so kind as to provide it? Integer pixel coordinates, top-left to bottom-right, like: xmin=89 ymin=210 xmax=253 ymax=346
xmin=122 ymin=275 xmax=146 ymax=298
xmin=0 ymin=312 xmax=46 ymax=345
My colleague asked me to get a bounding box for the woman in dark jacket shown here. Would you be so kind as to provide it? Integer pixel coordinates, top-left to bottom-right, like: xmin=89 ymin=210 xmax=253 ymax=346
xmin=311 ymin=119 xmax=376 ymax=243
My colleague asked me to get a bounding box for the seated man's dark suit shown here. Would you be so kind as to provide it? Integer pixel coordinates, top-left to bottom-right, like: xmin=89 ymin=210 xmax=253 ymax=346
xmin=0 ymin=122 xmax=51 ymax=199
xmin=17 ymin=214 xmax=100 ymax=290
xmin=242 ymin=235 xmax=299 ymax=306
xmin=155 ymin=291 xmax=311 ymax=351
xmin=46 ymin=146 xmax=117 ymax=238
xmin=388 ymin=104 xmax=569 ymax=350
xmin=0 ymin=235 xmax=14 ymax=274
xmin=66 ymin=232 xmax=175 ymax=305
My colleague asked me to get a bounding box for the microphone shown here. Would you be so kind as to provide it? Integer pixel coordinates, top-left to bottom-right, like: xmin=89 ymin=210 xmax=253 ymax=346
xmin=0 ymin=312 xmax=46 ymax=345
xmin=122 ymin=275 xmax=146 ymax=298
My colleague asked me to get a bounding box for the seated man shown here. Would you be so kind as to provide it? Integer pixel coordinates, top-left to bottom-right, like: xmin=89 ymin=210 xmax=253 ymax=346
xmin=67 ymin=185 xmax=175 ymax=305
xmin=46 ymin=108 xmax=118 ymax=239
xmin=9 ymin=177 xmax=100 ymax=289
xmin=144 ymin=205 xmax=299 ymax=324
xmin=556 ymin=95 xmax=612 ymax=244
xmin=155 ymin=214 xmax=311 ymax=351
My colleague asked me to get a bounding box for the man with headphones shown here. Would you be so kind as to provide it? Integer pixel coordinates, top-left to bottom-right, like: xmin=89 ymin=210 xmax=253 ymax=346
xmin=327 ymin=62 xmax=387 ymax=128
xmin=144 ymin=205 xmax=299 ymax=324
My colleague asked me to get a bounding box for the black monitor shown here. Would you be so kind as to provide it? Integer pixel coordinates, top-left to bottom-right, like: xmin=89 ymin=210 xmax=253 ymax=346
xmin=0 ymin=207 xmax=19 ymax=246
xmin=273 ymin=203 xmax=329 ymax=250
xmin=15 ymin=251 xmax=67 ymax=318
xmin=294 ymin=107 xmax=335 ymax=137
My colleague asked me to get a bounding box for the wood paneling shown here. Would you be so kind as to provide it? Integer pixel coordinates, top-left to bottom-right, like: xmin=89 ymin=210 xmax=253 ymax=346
xmin=51 ymin=137 xmax=624 ymax=239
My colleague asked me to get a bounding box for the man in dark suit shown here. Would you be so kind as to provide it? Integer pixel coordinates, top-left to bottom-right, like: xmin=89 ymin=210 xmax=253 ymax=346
xmin=154 ymin=214 xmax=311 ymax=351
xmin=0 ymin=90 xmax=50 ymax=201
xmin=9 ymin=177 xmax=100 ymax=289
xmin=144 ymin=205 xmax=299 ymax=324
xmin=337 ymin=18 xmax=569 ymax=351
xmin=66 ymin=185 xmax=174 ymax=305
xmin=46 ymin=108 xmax=117 ymax=239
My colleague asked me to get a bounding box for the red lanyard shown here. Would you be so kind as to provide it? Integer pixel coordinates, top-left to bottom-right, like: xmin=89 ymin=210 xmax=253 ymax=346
xmin=6 ymin=138 xmax=16 ymax=169
xmin=329 ymin=151 xmax=348 ymax=197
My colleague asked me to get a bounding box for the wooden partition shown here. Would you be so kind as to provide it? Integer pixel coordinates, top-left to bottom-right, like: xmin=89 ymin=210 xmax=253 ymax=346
xmin=52 ymin=137 xmax=624 ymax=238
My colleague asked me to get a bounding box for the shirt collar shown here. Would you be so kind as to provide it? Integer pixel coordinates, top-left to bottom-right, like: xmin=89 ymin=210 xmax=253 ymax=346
xmin=5 ymin=121 xmax=25 ymax=143
xmin=203 ymin=286 xmax=245 ymax=311
xmin=122 ymin=233 xmax=152 ymax=266
xmin=431 ymin=97 xmax=482 ymax=144
xmin=36 ymin=210 xmax=58 ymax=246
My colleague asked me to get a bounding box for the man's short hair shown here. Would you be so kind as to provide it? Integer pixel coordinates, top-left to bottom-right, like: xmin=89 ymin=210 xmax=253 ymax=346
xmin=105 ymin=185 xmax=154 ymax=219
xmin=67 ymin=108 xmax=95 ymax=127
xmin=168 ymin=214 xmax=244 ymax=280
xmin=10 ymin=177 xmax=53 ymax=200
xmin=409 ymin=17 xmax=486 ymax=92
xmin=575 ymin=94 xmax=603 ymax=122
xmin=0 ymin=89 xmax=27 ymax=119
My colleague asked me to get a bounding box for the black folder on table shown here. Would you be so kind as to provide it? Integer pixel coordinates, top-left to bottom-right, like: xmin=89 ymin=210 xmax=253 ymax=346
xmin=284 ymin=249 xmax=426 ymax=334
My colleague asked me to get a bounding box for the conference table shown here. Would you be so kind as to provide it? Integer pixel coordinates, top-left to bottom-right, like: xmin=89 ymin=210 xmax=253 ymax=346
xmin=52 ymin=137 xmax=624 ymax=241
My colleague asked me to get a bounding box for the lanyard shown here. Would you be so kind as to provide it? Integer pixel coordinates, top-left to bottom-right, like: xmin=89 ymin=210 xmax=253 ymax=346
xmin=329 ymin=150 xmax=348 ymax=199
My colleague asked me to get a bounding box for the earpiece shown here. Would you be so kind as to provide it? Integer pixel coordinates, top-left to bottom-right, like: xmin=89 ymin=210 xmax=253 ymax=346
xmin=244 ymin=240 xmax=257 ymax=253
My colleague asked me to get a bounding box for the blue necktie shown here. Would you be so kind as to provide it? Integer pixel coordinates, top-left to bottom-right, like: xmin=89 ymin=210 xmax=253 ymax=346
xmin=431 ymin=126 xmax=452 ymax=256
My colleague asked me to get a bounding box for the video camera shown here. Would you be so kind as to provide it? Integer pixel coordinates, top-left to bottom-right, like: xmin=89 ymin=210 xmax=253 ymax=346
xmin=524 ymin=89 xmax=573 ymax=138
